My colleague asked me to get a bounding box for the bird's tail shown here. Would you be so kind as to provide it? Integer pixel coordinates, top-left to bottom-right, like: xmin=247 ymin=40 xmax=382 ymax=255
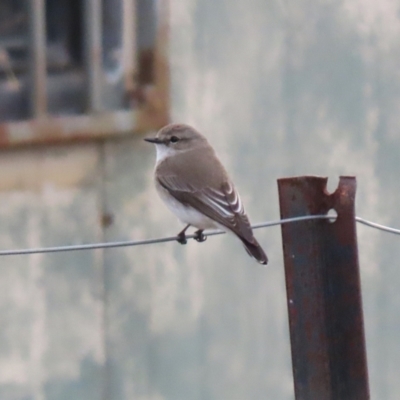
xmin=241 ymin=237 xmax=268 ymax=265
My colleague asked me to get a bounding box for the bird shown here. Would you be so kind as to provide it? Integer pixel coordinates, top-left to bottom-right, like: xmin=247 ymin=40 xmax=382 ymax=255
xmin=144 ymin=123 xmax=268 ymax=265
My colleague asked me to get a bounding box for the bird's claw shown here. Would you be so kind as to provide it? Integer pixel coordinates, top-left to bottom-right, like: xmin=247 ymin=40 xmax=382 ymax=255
xmin=194 ymin=230 xmax=207 ymax=243
xmin=177 ymin=232 xmax=187 ymax=245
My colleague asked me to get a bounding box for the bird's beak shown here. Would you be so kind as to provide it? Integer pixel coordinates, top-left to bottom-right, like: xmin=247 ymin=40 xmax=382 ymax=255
xmin=144 ymin=137 xmax=163 ymax=144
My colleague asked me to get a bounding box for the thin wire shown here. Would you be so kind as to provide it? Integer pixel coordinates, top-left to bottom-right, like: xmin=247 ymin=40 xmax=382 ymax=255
xmin=0 ymin=215 xmax=398 ymax=257
xmin=355 ymin=217 xmax=400 ymax=235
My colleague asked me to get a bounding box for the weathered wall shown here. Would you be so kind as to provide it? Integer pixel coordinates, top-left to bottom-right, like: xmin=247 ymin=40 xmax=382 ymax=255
xmin=1 ymin=1 xmax=400 ymax=399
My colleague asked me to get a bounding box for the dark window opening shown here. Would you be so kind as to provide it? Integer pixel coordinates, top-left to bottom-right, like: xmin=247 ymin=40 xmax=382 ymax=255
xmin=0 ymin=0 xmax=160 ymax=122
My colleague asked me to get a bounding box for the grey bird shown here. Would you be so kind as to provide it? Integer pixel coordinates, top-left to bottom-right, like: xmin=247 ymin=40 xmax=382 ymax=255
xmin=144 ymin=123 xmax=268 ymax=265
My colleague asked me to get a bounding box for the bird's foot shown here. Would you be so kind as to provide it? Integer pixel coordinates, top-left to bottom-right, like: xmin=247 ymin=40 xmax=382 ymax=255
xmin=194 ymin=229 xmax=207 ymax=243
xmin=177 ymin=231 xmax=188 ymax=245
xmin=176 ymin=224 xmax=190 ymax=245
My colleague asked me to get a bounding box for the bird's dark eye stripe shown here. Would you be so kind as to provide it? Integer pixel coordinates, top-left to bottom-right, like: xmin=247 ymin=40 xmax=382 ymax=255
xmin=170 ymin=136 xmax=179 ymax=143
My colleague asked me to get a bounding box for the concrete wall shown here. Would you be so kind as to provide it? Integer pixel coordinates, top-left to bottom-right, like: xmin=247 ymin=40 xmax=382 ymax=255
xmin=1 ymin=1 xmax=400 ymax=399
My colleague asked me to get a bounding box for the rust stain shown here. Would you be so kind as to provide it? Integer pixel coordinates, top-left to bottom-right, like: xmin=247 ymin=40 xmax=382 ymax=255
xmin=136 ymin=0 xmax=170 ymax=131
xmin=0 ymin=124 xmax=10 ymax=147
xmin=100 ymin=213 xmax=114 ymax=229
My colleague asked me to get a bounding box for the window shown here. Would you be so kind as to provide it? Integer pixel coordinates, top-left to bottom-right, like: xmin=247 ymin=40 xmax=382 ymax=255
xmin=0 ymin=0 xmax=169 ymax=145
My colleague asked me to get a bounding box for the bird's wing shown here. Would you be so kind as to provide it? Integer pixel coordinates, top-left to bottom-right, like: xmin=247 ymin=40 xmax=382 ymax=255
xmin=157 ymin=175 xmax=255 ymax=243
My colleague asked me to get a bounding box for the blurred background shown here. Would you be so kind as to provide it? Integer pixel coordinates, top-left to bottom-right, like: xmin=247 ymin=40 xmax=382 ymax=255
xmin=0 ymin=0 xmax=399 ymax=399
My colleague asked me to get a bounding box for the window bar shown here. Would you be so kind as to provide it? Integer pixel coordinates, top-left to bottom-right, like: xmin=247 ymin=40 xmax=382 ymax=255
xmin=29 ymin=0 xmax=47 ymax=117
xmin=84 ymin=0 xmax=103 ymax=112
xmin=122 ymin=0 xmax=137 ymax=93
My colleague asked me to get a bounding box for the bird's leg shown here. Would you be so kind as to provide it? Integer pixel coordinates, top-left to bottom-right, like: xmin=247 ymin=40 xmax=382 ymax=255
xmin=194 ymin=229 xmax=207 ymax=243
xmin=177 ymin=224 xmax=190 ymax=245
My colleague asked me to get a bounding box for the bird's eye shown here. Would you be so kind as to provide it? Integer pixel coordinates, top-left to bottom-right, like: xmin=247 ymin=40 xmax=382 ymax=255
xmin=170 ymin=136 xmax=179 ymax=143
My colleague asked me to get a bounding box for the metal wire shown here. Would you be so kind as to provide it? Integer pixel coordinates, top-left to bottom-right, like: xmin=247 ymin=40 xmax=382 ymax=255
xmin=0 ymin=214 xmax=398 ymax=256
xmin=355 ymin=217 xmax=400 ymax=235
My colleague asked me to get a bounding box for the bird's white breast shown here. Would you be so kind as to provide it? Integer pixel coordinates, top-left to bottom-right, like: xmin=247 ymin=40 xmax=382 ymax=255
xmin=155 ymin=181 xmax=218 ymax=230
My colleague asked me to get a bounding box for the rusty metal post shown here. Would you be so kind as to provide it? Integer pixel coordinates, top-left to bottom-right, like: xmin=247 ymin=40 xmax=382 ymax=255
xmin=278 ymin=176 xmax=369 ymax=400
